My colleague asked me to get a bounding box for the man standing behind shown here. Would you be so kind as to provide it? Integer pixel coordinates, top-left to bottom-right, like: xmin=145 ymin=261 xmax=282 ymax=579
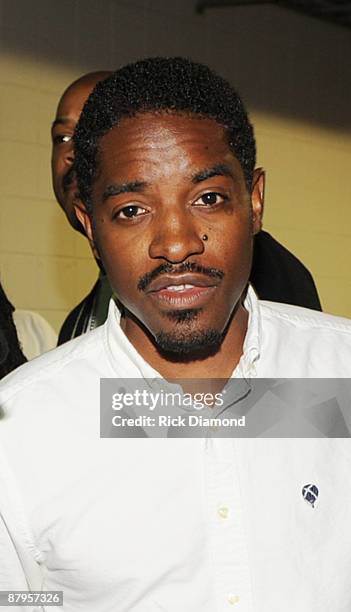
xmin=51 ymin=71 xmax=112 ymax=341
xmin=52 ymin=70 xmax=321 ymax=346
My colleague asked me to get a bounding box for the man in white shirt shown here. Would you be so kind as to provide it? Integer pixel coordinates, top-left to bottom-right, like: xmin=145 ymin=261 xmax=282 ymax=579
xmin=1 ymin=57 xmax=351 ymax=611
xmin=54 ymin=73 xmax=321 ymax=346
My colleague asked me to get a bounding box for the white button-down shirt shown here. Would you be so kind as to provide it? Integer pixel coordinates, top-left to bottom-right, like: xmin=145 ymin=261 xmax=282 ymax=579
xmin=1 ymin=287 xmax=351 ymax=611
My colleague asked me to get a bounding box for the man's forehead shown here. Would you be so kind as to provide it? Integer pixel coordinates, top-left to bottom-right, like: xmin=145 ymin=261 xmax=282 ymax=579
xmin=99 ymin=112 xmax=229 ymax=149
xmin=95 ymin=113 xmax=245 ymax=188
xmin=54 ymin=83 xmax=95 ymax=122
xmin=54 ymin=72 xmax=111 ymax=123
xmin=96 ymin=113 xmax=239 ymax=173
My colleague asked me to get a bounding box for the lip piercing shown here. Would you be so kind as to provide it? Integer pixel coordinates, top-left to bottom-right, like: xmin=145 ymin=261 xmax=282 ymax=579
xmin=202 ymin=234 xmax=208 ymax=241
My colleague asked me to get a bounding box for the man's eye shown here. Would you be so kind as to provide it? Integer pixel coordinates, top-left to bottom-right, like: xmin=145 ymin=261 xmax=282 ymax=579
xmin=53 ymin=134 xmax=72 ymax=145
xmin=194 ymin=192 xmax=226 ymax=206
xmin=117 ymin=205 xmax=147 ymax=219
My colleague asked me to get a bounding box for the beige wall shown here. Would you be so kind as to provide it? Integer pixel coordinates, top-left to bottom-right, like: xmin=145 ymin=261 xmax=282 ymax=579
xmin=256 ymin=114 xmax=351 ymax=316
xmin=1 ymin=0 xmax=351 ymax=331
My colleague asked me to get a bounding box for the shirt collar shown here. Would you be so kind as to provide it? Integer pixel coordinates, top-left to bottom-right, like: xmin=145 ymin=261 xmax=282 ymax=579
xmin=105 ymin=302 xmax=159 ymax=380
xmin=105 ymin=284 xmax=261 ymax=380
xmin=235 ymin=285 xmax=261 ymax=378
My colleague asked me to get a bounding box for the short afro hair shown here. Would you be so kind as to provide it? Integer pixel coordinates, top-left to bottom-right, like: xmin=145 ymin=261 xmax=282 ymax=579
xmin=74 ymin=56 xmax=256 ymax=212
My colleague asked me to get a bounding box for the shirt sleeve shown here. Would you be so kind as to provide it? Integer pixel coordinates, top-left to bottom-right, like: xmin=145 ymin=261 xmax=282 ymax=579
xmin=0 ymin=449 xmax=43 ymax=593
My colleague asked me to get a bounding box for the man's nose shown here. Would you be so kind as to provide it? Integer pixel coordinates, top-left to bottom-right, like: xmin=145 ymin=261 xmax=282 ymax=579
xmin=148 ymin=210 xmax=205 ymax=263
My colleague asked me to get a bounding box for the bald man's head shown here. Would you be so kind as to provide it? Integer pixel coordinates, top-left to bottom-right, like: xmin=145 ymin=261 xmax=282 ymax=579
xmin=51 ymin=71 xmax=111 ymax=232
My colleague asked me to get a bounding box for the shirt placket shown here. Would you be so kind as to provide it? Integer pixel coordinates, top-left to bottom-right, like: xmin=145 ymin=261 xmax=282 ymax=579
xmin=204 ymin=438 xmax=254 ymax=612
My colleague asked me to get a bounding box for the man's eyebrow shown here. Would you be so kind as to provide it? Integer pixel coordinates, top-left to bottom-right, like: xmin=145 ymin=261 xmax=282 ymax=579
xmin=191 ymin=163 xmax=234 ymax=184
xmin=102 ymin=181 xmax=147 ymax=202
xmin=51 ymin=118 xmax=71 ymax=129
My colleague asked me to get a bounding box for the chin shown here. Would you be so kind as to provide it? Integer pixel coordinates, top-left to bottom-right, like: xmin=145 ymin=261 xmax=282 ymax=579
xmin=154 ymin=327 xmax=223 ymax=360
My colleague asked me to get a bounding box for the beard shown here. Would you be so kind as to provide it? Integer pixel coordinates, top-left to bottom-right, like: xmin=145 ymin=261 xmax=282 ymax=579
xmin=154 ymin=307 xmax=223 ymax=358
xmin=155 ymin=326 xmax=223 ymax=358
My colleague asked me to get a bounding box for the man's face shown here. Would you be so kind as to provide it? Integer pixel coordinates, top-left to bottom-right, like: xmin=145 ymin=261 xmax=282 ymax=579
xmin=79 ymin=112 xmax=262 ymax=355
xmin=51 ymin=81 xmax=96 ymax=232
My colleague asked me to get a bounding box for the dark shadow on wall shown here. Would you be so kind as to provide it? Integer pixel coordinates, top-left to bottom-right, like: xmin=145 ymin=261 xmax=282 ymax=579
xmin=2 ymin=0 xmax=351 ymax=131
xmin=198 ymin=3 xmax=351 ymax=132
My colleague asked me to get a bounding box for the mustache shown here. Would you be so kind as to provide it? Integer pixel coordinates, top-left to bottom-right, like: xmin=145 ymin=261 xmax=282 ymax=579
xmin=137 ymin=261 xmax=225 ymax=292
xmin=62 ymin=166 xmax=76 ymax=194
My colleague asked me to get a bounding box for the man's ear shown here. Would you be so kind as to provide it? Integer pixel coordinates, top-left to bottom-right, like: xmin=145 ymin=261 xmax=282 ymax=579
xmin=251 ymin=167 xmax=265 ymax=234
xmin=74 ymin=201 xmax=101 ymax=260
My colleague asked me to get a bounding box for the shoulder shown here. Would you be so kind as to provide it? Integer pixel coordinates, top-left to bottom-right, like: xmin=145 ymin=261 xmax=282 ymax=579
xmin=0 ymin=324 xmax=106 ymax=405
xmin=260 ymin=300 xmax=351 ymax=336
xmin=257 ymin=300 xmax=351 ymax=376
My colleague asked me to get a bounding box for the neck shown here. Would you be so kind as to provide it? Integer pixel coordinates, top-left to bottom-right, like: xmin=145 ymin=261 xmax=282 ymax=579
xmin=120 ymin=301 xmax=249 ymax=380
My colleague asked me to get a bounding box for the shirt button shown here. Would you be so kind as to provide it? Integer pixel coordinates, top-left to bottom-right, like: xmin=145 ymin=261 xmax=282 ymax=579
xmin=228 ymin=594 xmax=240 ymax=605
xmin=218 ymin=505 xmax=229 ymax=519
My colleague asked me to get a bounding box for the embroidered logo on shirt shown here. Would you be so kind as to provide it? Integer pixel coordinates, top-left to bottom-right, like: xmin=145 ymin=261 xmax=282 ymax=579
xmin=302 ymin=484 xmax=319 ymax=507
